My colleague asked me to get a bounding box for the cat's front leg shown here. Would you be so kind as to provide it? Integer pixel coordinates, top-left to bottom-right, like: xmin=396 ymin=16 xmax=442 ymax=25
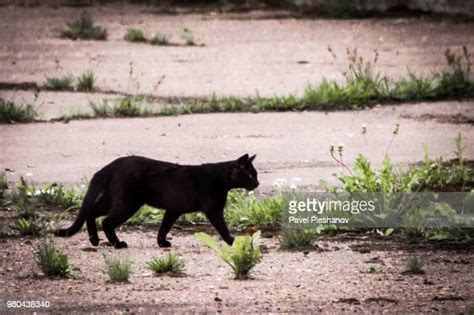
xmin=205 ymin=210 xmax=234 ymax=245
xmin=157 ymin=211 xmax=180 ymax=247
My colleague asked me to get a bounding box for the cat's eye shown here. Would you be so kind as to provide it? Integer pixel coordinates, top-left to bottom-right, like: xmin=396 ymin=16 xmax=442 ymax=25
xmin=248 ymin=174 xmax=253 ymax=178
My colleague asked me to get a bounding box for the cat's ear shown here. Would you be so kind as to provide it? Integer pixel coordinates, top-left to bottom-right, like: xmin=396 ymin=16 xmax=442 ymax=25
xmin=249 ymin=154 xmax=256 ymax=163
xmin=237 ymin=154 xmax=249 ymax=165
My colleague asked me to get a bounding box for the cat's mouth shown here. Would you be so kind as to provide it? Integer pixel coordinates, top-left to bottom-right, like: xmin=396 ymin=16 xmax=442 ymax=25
xmin=250 ymin=180 xmax=260 ymax=190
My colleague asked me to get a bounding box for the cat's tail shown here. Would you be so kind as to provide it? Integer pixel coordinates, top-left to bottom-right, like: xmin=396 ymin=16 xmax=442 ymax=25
xmin=54 ymin=165 xmax=112 ymax=237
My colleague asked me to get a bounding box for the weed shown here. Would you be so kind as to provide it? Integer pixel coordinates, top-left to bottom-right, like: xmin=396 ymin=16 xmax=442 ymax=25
xmin=181 ymin=26 xmax=195 ymax=46
xmin=89 ymin=100 xmax=110 ymax=118
xmin=196 ymin=231 xmax=262 ymax=279
xmin=77 ymin=69 xmax=95 ymax=92
xmin=42 ymin=75 xmax=74 ymax=91
xmin=104 ymin=254 xmax=132 ymax=282
xmin=36 ymin=183 xmax=80 ymax=209
xmin=0 ymin=173 xmax=8 ymax=200
xmin=114 ymin=96 xmax=153 ymax=117
xmin=0 ymin=98 xmax=37 ymax=123
xmin=434 ymin=47 xmax=473 ymax=98
xmin=60 ymin=12 xmax=107 ymax=40
xmin=146 ymin=253 xmax=185 ymax=276
xmin=225 ymin=190 xmax=284 ymax=228
xmin=279 ymin=225 xmax=317 ymax=250
xmin=127 ymin=205 xmax=163 ymax=226
xmin=392 ymin=71 xmax=433 ymax=100
xmin=10 ymin=217 xmax=47 ymax=236
xmin=36 ymin=240 xmax=79 ymax=279
xmin=124 ymin=28 xmax=147 ymax=43
xmin=405 ymin=256 xmax=425 ymax=274
xmin=44 ymin=49 xmax=474 ymax=123
xmin=150 ymin=33 xmax=170 ymax=46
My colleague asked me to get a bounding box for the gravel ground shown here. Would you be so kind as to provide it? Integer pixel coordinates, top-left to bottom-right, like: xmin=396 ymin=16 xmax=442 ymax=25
xmin=0 ymin=229 xmax=473 ymax=313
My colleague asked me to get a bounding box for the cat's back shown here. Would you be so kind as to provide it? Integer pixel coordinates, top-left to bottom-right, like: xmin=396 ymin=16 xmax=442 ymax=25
xmin=109 ymin=155 xmax=179 ymax=176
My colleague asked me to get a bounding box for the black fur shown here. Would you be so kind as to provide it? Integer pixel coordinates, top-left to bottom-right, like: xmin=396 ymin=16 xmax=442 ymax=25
xmin=54 ymin=154 xmax=259 ymax=249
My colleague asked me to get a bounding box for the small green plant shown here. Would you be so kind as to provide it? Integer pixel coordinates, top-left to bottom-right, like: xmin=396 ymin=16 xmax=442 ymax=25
xmin=279 ymin=225 xmax=317 ymax=250
xmin=434 ymin=47 xmax=472 ymax=98
xmin=146 ymin=253 xmax=185 ymax=276
xmin=77 ymin=69 xmax=95 ymax=92
xmin=89 ymin=100 xmax=110 ymax=118
xmin=10 ymin=217 xmax=47 ymax=236
xmin=124 ymin=28 xmax=147 ymax=43
xmin=181 ymin=26 xmax=195 ymax=46
xmin=405 ymin=256 xmax=425 ymax=274
xmin=0 ymin=172 xmax=8 ymax=200
xmin=36 ymin=240 xmax=79 ymax=279
xmin=113 ymin=96 xmax=142 ymax=117
xmin=42 ymin=75 xmax=74 ymax=91
xmin=225 ymin=190 xmax=284 ymax=228
xmin=36 ymin=183 xmax=79 ymax=209
xmin=196 ymin=231 xmax=262 ymax=279
xmin=0 ymin=98 xmax=37 ymax=123
xmin=104 ymin=254 xmax=132 ymax=282
xmin=127 ymin=205 xmax=163 ymax=226
xmin=392 ymin=71 xmax=433 ymax=100
xmin=60 ymin=12 xmax=107 ymax=40
xmin=150 ymin=33 xmax=170 ymax=46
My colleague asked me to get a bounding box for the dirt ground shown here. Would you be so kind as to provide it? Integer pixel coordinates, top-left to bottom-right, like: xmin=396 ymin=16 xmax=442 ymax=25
xmin=0 ymin=228 xmax=473 ymax=313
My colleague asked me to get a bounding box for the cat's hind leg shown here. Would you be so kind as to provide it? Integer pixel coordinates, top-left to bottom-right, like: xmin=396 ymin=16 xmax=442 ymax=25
xmin=87 ymin=192 xmax=110 ymax=246
xmin=157 ymin=211 xmax=180 ymax=248
xmin=87 ymin=216 xmax=100 ymax=246
xmin=102 ymin=199 xmax=141 ymax=249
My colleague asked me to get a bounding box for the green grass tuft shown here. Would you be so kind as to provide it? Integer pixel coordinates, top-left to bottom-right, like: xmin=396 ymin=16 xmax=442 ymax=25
xmin=113 ymin=96 xmax=151 ymax=117
xmin=60 ymin=12 xmax=107 ymax=41
xmin=146 ymin=253 xmax=185 ymax=276
xmin=104 ymin=254 xmax=132 ymax=282
xmin=124 ymin=28 xmax=147 ymax=43
xmin=405 ymin=256 xmax=425 ymax=274
xmin=43 ymin=75 xmax=74 ymax=91
xmin=77 ymin=69 xmax=95 ymax=92
xmin=0 ymin=172 xmax=8 ymax=200
xmin=36 ymin=240 xmax=79 ymax=279
xmin=279 ymin=226 xmax=317 ymax=250
xmin=0 ymin=99 xmax=37 ymax=123
xmin=150 ymin=33 xmax=170 ymax=46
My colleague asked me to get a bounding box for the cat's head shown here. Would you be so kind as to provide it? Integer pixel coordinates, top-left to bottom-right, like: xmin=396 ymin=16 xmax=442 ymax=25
xmin=230 ymin=154 xmax=259 ymax=190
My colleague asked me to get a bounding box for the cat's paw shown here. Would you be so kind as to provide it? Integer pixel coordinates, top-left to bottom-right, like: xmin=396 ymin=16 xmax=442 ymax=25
xmin=89 ymin=236 xmax=100 ymax=247
xmin=158 ymin=239 xmax=172 ymax=248
xmin=225 ymin=237 xmax=235 ymax=246
xmin=114 ymin=241 xmax=128 ymax=249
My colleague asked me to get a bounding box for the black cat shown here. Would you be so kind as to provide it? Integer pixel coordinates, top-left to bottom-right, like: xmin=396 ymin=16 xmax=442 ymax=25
xmin=55 ymin=154 xmax=259 ymax=249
